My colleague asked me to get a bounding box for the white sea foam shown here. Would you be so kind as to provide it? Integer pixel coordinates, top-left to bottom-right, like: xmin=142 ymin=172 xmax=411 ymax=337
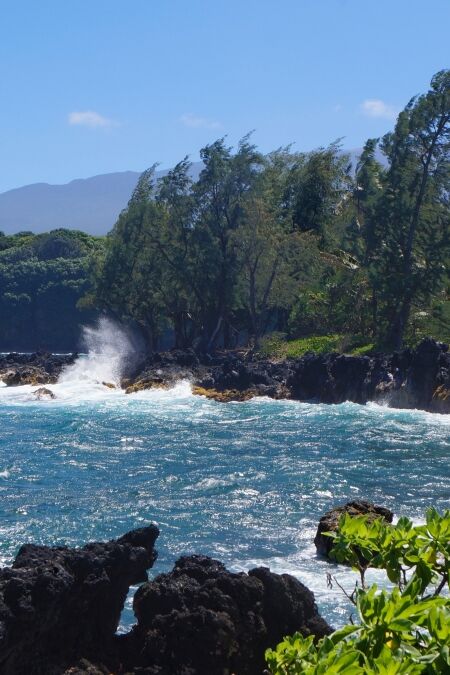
xmin=0 ymin=318 xmax=196 ymax=405
xmin=58 ymin=317 xmax=135 ymax=389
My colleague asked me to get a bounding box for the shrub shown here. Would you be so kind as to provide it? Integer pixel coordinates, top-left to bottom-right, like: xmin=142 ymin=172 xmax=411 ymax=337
xmin=265 ymin=508 xmax=450 ymax=674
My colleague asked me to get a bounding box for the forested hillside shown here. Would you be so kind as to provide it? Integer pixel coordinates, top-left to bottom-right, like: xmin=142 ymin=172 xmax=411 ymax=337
xmin=0 ymin=229 xmax=102 ymax=351
xmin=88 ymin=70 xmax=450 ymax=352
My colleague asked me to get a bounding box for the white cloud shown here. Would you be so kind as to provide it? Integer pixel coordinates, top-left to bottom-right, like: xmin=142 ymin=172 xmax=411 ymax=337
xmin=180 ymin=113 xmax=222 ymax=130
xmin=68 ymin=110 xmax=118 ymax=128
xmin=360 ymin=99 xmax=399 ymax=120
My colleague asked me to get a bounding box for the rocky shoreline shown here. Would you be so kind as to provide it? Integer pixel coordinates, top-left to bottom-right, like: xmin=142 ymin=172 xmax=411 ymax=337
xmin=0 ymin=525 xmax=331 ymax=675
xmin=2 ymin=337 xmax=448 ymax=413
xmin=0 ymin=499 xmax=396 ymax=674
xmin=0 ymin=351 xmax=76 ymax=386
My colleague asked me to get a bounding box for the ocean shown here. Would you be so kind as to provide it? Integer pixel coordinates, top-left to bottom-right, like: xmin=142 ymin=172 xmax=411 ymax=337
xmin=1 ymin=323 xmax=449 ymax=630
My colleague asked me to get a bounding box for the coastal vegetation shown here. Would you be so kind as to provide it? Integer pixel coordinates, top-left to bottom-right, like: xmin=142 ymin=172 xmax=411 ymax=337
xmin=266 ymin=508 xmax=450 ymax=674
xmin=0 ymin=229 xmax=101 ymax=350
xmin=0 ymin=71 xmax=448 ymax=354
xmin=86 ymin=70 xmax=450 ymax=353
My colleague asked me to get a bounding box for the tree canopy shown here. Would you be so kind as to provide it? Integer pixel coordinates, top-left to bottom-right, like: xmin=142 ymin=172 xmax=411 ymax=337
xmin=89 ymin=72 xmax=450 ymax=352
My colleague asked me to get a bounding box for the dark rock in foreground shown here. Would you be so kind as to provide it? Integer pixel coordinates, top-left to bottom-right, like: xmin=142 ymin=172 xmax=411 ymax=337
xmin=0 ymin=530 xmax=330 ymax=675
xmin=0 ymin=526 xmax=159 ymax=675
xmin=314 ymin=500 xmax=394 ymax=558
xmin=120 ymin=555 xmax=331 ymax=675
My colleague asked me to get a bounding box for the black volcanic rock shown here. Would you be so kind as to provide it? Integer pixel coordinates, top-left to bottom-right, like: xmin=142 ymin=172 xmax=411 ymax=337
xmin=120 ymin=554 xmax=331 ymax=675
xmin=314 ymin=500 xmax=394 ymax=558
xmin=0 ymin=525 xmax=159 ymax=675
xmin=285 ymin=339 xmax=450 ymax=412
xmin=121 ymin=339 xmax=450 ymax=412
xmin=2 ymin=338 xmax=449 ymax=412
xmin=0 ymin=351 xmax=76 ymax=386
xmin=0 ymin=530 xmax=331 ymax=675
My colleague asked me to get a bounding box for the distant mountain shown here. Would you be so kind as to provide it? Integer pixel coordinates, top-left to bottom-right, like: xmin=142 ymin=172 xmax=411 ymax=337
xmin=0 ymin=150 xmax=386 ymax=236
xmin=0 ymin=164 xmax=202 ymax=236
xmin=0 ymin=171 xmax=141 ymax=236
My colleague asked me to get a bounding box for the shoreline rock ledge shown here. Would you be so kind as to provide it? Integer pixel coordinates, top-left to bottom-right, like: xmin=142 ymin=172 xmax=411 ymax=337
xmin=1 ymin=338 xmax=449 ymax=414
xmin=0 ymin=528 xmax=331 ymax=675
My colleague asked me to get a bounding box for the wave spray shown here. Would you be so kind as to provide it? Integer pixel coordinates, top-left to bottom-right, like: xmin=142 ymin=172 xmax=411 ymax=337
xmin=58 ymin=317 xmax=136 ymax=389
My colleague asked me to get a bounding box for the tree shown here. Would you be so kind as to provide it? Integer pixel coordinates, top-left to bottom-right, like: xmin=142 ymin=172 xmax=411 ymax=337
xmin=372 ymin=70 xmax=450 ymax=349
xmin=286 ymin=142 xmax=352 ymax=245
xmin=192 ymin=135 xmax=263 ymax=348
xmin=232 ymin=154 xmax=298 ymax=344
xmin=0 ymin=230 xmax=101 ymax=350
xmin=92 ymin=167 xmax=166 ymax=350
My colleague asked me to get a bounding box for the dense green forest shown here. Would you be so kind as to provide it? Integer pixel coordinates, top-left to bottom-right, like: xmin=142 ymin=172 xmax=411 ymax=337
xmin=0 ymin=229 xmax=101 ymax=351
xmin=1 ymin=70 xmax=448 ymax=353
xmin=88 ymin=70 xmax=449 ymax=352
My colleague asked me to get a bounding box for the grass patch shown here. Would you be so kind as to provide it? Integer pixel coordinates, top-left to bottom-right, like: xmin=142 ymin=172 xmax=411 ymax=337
xmin=348 ymin=342 xmax=375 ymax=356
xmin=258 ymin=333 xmax=376 ymax=359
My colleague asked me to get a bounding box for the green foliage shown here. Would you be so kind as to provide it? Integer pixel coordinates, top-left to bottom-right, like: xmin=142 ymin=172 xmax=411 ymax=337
xmin=258 ymin=334 xmax=375 ymax=359
xmin=349 ymin=343 xmax=375 ymax=356
xmin=0 ymin=229 xmax=103 ymax=350
xmin=84 ymin=69 xmax=449 ymax=351
xmin=258 ymin=333 xmax=343 ymax=358
xmin=89 ymin=138 xmax=358 ymax=350
xmin=363 ymin=70 xmax=450 ymax=349
xmin=266 ymin=509 xmax=450 ymax=674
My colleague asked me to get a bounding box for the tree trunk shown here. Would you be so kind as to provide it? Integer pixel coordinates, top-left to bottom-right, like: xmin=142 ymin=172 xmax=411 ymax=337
xmin=388 ymin=295 xmax=412 ymax=351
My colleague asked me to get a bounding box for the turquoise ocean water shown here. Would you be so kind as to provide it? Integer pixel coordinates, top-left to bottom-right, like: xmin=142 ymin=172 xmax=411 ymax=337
xmin=1 ymin=331 xmax=449 ymax=630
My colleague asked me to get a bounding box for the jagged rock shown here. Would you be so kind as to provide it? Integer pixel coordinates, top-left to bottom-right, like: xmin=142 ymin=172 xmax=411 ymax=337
xmin=119 ymin=554 xmax=331 ymax=675
xmin=0 ymin=528 xmax=331 ymax=675
xmin=314 ymin=500 xmax=394 ymax=558
xmin=0 ymin=352 xmax=76 ymax=387
xmin=431 ymin=384 xmax=450 ymax=413
xmin=0 ymin=525 xmax=159 ymax=675
xmin=285 ymin=339 xmax=450 ymax=413
xmin=33 ymin=387 xmax=56 ymax=399
xmin=2 ymin=366 xmax=51 ymax=386
xmin=2 ymin=339 xmax=449 ymax=412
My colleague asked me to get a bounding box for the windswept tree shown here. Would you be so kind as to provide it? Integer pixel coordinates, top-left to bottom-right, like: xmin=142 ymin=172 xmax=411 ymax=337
xmin=86 ymin=74 xmax=450 ymax=353
xmin=92 ymin=166 xmax=166 ymax=349
xmin=285 ymin=142 xmax=352 ymax=244
xmin=371 ymin=70 xmax=450 ymax=348
xmin=191 ymin=135 xmax=263 ymax=348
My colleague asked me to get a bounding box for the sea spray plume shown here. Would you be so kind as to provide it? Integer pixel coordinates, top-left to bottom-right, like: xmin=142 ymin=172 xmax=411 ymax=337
xmin=58 ymin=317 xmax=141 ymax=387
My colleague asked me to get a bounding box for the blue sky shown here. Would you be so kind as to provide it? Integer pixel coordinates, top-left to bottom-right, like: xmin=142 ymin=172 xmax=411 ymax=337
xmin=0 ymin=0 xmax=448 ymax=193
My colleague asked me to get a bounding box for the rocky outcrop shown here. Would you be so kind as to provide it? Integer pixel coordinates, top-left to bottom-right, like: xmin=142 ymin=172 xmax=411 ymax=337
xmin=314 ymin=500 xmax=394 ymax=558
xmin=121 ymin=338 xmax=450 ymax=413
xmin=2 ymin=339 xmax=449 ymax=412
xmin=287 ymin=338 xmax=450 ymax=412
xmin=33 ymin=387 xmax=56 ymax=399
xmin=0 ymin=525 xmax=159 ymax=675
xmin=123 ymin=349 xmax=293 ymax=400
xmin=120 ymin=554 xmax=331 ymax=675
xmin=0 ymin=529 xmax=331 ymax=675
xmin=0 ymin=352 xmax=76 ymax=387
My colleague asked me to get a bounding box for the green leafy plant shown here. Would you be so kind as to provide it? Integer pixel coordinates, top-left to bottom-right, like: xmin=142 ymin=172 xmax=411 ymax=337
xmin=265 ymin=508 xmax=450 ymax=674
